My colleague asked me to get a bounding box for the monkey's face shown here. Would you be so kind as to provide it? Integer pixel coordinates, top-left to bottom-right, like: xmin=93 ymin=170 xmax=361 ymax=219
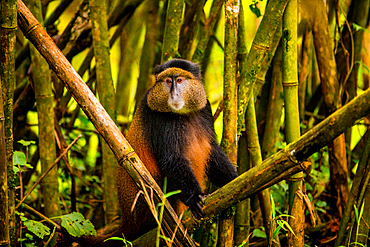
xmin=147 ymin=68 xmax=207 ymax=114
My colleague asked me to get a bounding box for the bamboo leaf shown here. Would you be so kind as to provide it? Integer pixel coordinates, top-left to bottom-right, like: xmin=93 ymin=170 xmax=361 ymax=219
xmin=61 ymin=212 xmax=97 ymax=237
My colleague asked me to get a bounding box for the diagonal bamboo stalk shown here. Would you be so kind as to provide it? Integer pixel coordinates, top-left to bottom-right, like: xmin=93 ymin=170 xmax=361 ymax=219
xmin=16 ymin=1 xmax=194 ymax=246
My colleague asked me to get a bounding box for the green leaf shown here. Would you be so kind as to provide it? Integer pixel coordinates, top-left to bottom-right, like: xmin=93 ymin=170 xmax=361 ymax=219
xmin=13 ymin=151 xmax=27 ymax=166
xmin=280 ymin=220 xmax=296 ymax=236
xmin=23 ymin=220 xmax=50 ymax=239
xmin=13 ymin=151 xmax=33 ymax=169
xmin=353 ymin=23 xmax=370 ymax=33
xmin=272 ymin=225 xmax=282 ymax=238
xmin=252 ymin=228 xmax=266 ymax=239
xmin=159 ymin=235 xmax=172 ymax=241
xmin=61 ymin=212 xmax=97 ymax=237
xmin=25 ymin=233 xmax=34 ymax=240
xmin=18 ymin=140 xmax=36 ymax=146
xmin=13 ymin=166 xmax=20 ymax=173
xmin=104 ymin=235 xmax=132 ymax=246
xmin=270 ymin=194 xmax=276 ymax=219
xmin=359 ymin=200 xmax=365 ymax=219
xmin=354 ymin=204 xmax=359 ymax=222
xmin=165 ymin=190 xmax=181 ymax=199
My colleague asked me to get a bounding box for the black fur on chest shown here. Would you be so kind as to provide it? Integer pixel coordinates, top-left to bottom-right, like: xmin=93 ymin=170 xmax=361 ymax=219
xmin=139 ymin=91 xmax=216 ymax=167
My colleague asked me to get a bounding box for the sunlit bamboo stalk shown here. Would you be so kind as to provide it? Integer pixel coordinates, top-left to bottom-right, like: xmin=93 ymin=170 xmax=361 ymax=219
xmin=282 ymin=0 xmax=304 ymax=246
xmin=90 ymin=0 xmax=119 ymax=224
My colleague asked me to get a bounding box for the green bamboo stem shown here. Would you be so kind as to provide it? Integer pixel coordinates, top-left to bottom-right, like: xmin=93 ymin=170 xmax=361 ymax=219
xmin=237 ymin=0 xmax=289 ymax=137
xmin=0 ymin=64 xmax=10 ymax=247
xmin=221 ymin=0 xmax=238 ymax=168
xmin=282 ymin=0 xmax=304 ymax=246
xmin=0 ymin=0 xmax=17 ymax=244
xmin=218 ymin=1 xmax=239 ymax=246
xmin=261 ymin=43 xmax=284 ymax=159
xmin=199 ymin=217 xmax=219 ymax=247
xmin=298 ymin=27 xmax=312 ymax=123
xmin=25 ymin=1 xmax=60 ymax=245
xmin=90 ymin=0 xmax=119 ymax=224
xmin=234 ymin=133 xmax=250 ymax=246
xmin=253 ymin=24 xmax=282 ymax=99
xmin=246 ymin=94 xmax=280 ymax=247
xmin=234 ymin=1 xmax=250 ymax=245
xmin=161 ymin=0 xmax=184 ymax=62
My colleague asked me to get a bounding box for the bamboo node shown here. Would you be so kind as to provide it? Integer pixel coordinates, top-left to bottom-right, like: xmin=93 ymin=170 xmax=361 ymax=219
xmin=24 ymin=23 xmax=40 ymax=38
xmin=286 ymin=176 xmax=303 ymax=182
xmin=0 ymin=25 xmax=18 ymax=30
xmin=282 ymin=81 xmax=299 ymax=87
xmin=35 ymin=93 xmax=54 ymax=99
xmin=118 ymin=151 xmax=135 ymax=165
xmin=253 ymin=42 xmax=270 ymax=51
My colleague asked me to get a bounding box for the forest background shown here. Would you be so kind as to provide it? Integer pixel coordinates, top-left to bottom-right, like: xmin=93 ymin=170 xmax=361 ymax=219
xmin=1 ymin=0 xmax=370 ymax=246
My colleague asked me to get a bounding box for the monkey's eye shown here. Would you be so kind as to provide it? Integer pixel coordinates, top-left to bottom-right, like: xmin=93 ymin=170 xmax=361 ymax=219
xmin=176 ymin=77 xmax=185 ymax=84
xmin=164 ymin=78 xmax=172 ymax=84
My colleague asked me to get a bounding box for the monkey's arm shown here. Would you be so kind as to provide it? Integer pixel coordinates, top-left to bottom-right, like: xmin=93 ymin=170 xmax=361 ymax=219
xmin=206 ymin=142 xmax=238 ymax=187
xmin=201 ymin=102 xmax=238 ymax=186
xmin=158 ymin=156 xmax=205 ymax=219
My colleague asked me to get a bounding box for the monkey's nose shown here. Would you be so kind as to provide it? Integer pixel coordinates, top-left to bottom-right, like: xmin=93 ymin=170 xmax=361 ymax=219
xmin=171 ymin=93 xmax=179 ymax=99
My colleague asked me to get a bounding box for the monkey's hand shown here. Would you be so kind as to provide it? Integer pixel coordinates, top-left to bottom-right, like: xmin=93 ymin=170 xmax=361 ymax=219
xmin=187 ymin=194 xmax=205 ymax=219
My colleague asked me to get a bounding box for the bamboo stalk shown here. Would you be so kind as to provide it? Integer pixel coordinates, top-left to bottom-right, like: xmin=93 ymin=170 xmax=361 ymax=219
xmin=246 ymin=94 xmax=280 ymax=246
xmin=234 ymin=1 xmax=250 ymax=245
xmin=261 ymin=43 xmax=284 ymax=159
xmin=0 ymin=65 xmax=10 ymax=247
xmin=90 ymin=0 xmax=119 ymax=224
xmin=0 ymin=0 xmax=17 ymax=244
xmin=282 ymin=0 xmax=305 ymax=246
xmin=16 ymin=1 xmax=194 ymax=245
xmin=25 ymin=1 xmax=60 ymax=245
xmin=218 ymin=1 xmax=239 ymax=246
xmin=234 ymin=133 xmax=250 ymax=246
xmin=237 ymin=0 xmax=289 ymax=136
xmin=161 ymin=0 xmax=184 ymax=62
